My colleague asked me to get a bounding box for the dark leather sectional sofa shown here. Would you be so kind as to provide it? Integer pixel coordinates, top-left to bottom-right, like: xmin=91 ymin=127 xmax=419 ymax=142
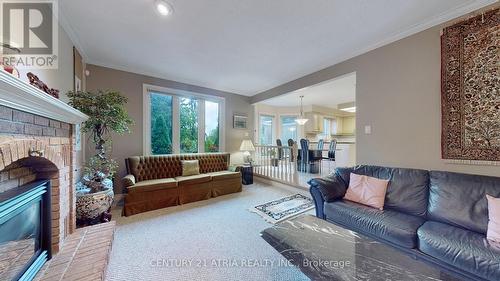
xmin=309 ymin=165 xmax=500 ymax=281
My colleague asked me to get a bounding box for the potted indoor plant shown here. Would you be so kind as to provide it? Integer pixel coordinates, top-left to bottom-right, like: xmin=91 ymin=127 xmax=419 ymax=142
xmin=68 ymin=90 xmax=133 ymax=224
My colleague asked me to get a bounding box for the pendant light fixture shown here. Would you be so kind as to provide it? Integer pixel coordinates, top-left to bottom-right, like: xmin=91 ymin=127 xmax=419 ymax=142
xmin=295 ymin=95 xmax=308 ymax=125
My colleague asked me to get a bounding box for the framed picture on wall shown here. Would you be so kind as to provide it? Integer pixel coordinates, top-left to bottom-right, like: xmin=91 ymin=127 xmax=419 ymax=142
xmin=233 ymin=114 xmax=248 ymax=129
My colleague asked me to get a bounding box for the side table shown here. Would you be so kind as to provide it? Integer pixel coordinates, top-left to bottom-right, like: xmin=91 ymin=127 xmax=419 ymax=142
xmin=240 ymin=165 xmax=253 ymax=185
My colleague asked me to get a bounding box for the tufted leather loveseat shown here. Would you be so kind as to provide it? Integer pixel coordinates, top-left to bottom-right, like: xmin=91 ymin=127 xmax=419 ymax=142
xmin=122 ymin=153 xmax=242 ymax=216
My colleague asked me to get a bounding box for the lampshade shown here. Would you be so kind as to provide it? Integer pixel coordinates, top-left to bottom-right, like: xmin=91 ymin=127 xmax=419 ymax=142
xmin=239 ymin=139 xmax=255 ymax=151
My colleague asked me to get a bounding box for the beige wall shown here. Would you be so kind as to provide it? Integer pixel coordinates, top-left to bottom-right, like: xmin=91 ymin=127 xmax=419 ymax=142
xmin=15 ymin=20 xmax=86 ymax=180
xmin=85 ymin=65 xmax=254 ymax=192
xmin=18 ymin=23 xmax=75 ymax=102
xmin=251 ymin=7 xmax=499 ymax=177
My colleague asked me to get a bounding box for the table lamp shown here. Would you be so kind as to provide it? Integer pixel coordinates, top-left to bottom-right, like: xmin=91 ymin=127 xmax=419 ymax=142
xmin=239 ymin=139 xmax=255 ymax=165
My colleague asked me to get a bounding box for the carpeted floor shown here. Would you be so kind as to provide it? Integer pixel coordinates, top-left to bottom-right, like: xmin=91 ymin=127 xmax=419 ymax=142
xmin=105 ymin=182 xmax=312 ymax=281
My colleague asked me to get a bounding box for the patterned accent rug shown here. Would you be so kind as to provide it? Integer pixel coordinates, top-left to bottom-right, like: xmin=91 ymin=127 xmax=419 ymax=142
xmin=251 ymin=194 xmax=314 ymax=224
xmin=441 ymin=8 xmax=500 ymax=164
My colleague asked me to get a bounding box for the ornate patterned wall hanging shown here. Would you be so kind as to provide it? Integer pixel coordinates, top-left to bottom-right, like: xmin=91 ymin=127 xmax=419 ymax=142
xmin=441 ymin=8 xmax=499 ymax=165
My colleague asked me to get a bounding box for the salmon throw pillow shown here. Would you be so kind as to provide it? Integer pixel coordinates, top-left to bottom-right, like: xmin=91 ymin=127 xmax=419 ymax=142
xmin=343 ymin=173 xmax=389 ymax=210
xmin=486 ymin=194 xmax=500 ymax=243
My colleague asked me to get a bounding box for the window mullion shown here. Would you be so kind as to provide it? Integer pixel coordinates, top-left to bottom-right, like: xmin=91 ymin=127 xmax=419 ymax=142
xmin=172 ymin=96 xmax=180 ymax=153
xmin=218 ymin=101 xmax=224 ymax=152
xmin=198 ymin=100 xmax=205 ymax=153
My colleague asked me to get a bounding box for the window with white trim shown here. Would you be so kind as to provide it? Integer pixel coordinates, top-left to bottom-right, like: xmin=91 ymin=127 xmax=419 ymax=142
xmin=319 ymin=118 xmax=333 ymax=139
xmin=143 ymin=85 xmax=225 ymax=155
xmin=280 ymin=115 xmax=298 ymax=142
xmin=259 ymin=114 xmax=274 ymax=145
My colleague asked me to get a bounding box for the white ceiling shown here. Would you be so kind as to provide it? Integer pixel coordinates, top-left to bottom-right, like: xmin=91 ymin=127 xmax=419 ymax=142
xmin=260 ymin=72 xmax=356 ymax=108
xmin=59 ymin=0 xmax=495 ymax=96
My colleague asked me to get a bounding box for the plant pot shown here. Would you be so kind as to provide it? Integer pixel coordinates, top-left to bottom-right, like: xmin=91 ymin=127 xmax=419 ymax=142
xmin=76 ymin=179 xmax=114 ymax=221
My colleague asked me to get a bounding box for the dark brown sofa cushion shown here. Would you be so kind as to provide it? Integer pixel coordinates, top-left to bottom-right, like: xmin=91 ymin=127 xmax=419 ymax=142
xmin=175 ymin=174 xmax=211 ymax=185
xmin=208 ymin=171 xmax=241 ymax=181
xmin=128 ymin=178 xmax=178 ymax=193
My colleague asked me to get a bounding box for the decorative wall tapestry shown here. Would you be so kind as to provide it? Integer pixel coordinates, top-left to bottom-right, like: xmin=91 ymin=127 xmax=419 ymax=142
xmin=441 ymin=8 xmax=499 ymax=165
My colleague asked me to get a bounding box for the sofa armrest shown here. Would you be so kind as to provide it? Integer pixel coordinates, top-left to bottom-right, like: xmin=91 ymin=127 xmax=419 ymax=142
xmin=228 ymin=165 xmax=242 ymax=172
xmin=308 ymin=175 xmax=347 ymax=219
xmin=122 ymin=174 xmax=136 ymax=188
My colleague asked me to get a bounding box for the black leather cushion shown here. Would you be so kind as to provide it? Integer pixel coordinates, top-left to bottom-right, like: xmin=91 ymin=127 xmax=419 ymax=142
xmin=428 ymin=171 xmax=500 ymax=234
xmin=418 ymin=221 xmax=500 ymax=281
xmin=336 ymin=165 xmax=429 ymax=217
xmin=335 ymin=166 xmax=354 ymax=186
xmin=324 ymin=200 xmax=426 ymax=248
xmin=308 ymin=175 xmax=347 ymax=203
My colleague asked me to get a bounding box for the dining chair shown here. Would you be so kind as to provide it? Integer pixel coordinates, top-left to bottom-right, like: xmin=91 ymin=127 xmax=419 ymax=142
xmin=317 ymin=139 xmax=325 ymax=151
xmin=299 ymin=138 xmax=309 ymax=172
xmin=314 ymin=139 xmax=325 ymax=173
xmin=287 ymin=139 xmax=295 ymax=161
xmin=325 ymin=140 xmax=337 ymax=172
xmin=276 ymin=139 xmax=283 ymax=160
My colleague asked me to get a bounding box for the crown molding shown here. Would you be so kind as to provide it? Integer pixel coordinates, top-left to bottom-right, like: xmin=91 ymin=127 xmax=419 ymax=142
xmin=339 ymin=0 xmax=497 ymax=64
xmin=0 ymin=70 xmax=88 ymax=124
xmin=251 ymin=0 xmax=497 ymax=102
xmin=56 ymin=0 xmax=89 ymax=62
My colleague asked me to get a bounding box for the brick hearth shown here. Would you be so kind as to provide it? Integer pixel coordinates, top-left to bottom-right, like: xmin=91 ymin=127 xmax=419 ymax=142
xmin=34 ymin=222 xmax=115 ymax=281
xmin=0 ymin=104 xmax=79 ymax=254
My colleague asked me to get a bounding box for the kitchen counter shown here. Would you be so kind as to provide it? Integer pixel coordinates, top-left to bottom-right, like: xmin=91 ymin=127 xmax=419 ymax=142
xmin=308 ymin=141 xmax=356 ymax=167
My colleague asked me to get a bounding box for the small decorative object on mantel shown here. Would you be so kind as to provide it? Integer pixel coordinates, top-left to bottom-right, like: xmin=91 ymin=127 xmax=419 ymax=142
xmin=2 ymin=65 xmax=19 ymax=78
xmin=441 ymin=8 xmax=499 ymax=165
xmin=1 ymin=42 xmax=21 ymax=78
xmin=27 ymin=72 xmax=60 ymax=99
xmin=28 ymin=148 xmax=44 ymax=157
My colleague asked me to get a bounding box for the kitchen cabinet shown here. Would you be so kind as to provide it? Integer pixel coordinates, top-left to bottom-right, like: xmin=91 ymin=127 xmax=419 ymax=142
xmin=304 ymin=113 xmax=324 ymax=133
xmin=342 ymin=116 xmax=356 ymax=135
xmin=332 ymin=116 xmax=355 ymax=136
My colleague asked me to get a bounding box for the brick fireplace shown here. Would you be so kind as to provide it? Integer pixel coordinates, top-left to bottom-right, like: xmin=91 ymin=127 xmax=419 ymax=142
xmin=0 ymin=72 xmax=88 ymax=270
xmin=0 ymin=70 xmax=121 ymax=281
xmin=0 ymin=104 xmax=79 ymax=254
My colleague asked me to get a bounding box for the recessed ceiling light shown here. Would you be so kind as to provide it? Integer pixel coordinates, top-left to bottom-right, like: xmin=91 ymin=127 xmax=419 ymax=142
xmin=156 ymin=0 xmax=173 ymax=16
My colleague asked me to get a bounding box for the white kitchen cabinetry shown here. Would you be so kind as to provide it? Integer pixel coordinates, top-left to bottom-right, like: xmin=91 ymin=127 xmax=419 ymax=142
xmin=332 ymin=116 xmax=356 ymax=136
xmin=304 ymin=113 xmax=324 ymax=133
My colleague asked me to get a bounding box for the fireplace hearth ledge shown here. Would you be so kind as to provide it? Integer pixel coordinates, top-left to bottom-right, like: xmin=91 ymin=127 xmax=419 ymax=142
xmin=34 ymin=221 xmax=115 ymax=281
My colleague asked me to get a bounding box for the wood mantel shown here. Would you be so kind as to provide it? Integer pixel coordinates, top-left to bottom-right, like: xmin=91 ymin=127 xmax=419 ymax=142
xmin=0 ymin=70 xmax=88 ymax=124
